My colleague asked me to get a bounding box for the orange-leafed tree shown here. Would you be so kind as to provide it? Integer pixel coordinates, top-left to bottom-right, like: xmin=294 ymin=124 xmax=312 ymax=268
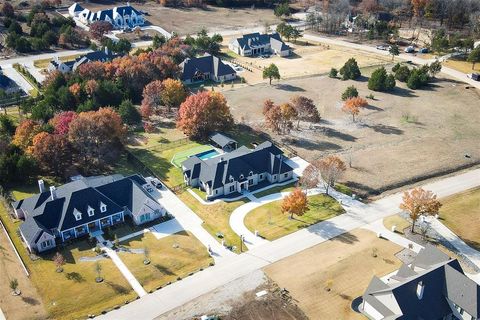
xmin=279 ymin=103 xmax=298 ymax=134
xmin=281 ymin=188 xmax=309 ymax=219
xmin=177 ymin=91 xmax=234 ymax=140
xmin=161 ymin=78 xmax=187 ymax=112
xmin=342 ymin=97 xmax=368 ymax=122
xmin=12 ymin=120 xmax=41 ymax=152
xmin=399 ymin=187 xmax=442 ymax=233
xmin=33 ymin=133 xmax=72 ymax=177
xmin=69 ymin=83 xmax=82 ymax=97
xmin=411 ymin=0 xmax=427 ymax=17
xmin=314 ymin=155 xmax=347 ymax=195
xmin=141 ymin=80 xmax=164 ymax=116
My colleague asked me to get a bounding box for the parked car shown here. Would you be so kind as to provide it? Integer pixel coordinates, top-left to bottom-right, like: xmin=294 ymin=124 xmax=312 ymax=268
xmin=471 ymin=73 xmax=480 ymax=81
xmin=419 ymin=48 xmax=429 ymax=53
xmin=376 ymin=45 xmax=388 ymax=51
xmin=404 ymin=46 xmax=415 ymax=53
xmin=151 ymin=178 xmax=164 ymax=190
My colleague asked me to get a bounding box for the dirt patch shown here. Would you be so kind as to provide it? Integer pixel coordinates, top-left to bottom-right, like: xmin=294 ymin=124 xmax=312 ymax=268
xmin=0 ymin=227 xmax=47 ymax=320
xmin=155 ymin=269 xmax=307 ymax=320
xmin=222 ymin=68 xmax=480 ymax=198
xmin=263 ymin=229 xmax=403 ymax=320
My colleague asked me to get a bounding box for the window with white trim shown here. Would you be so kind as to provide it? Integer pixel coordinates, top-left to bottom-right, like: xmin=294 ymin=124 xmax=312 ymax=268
xmin=100 ymin=202 xmax=107 ymax=213
xmin=229 ymin=185 xmax=235 ymax=192
xmin=239 ymin=174 xmax=244 ymax=180
xmin=87 ymin=206 xmax=95 ymax=217
xmin=73 ymin=209 xmax=82 ymax=221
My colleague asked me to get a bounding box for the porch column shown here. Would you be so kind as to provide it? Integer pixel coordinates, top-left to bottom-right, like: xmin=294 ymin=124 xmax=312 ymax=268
xmin=86 ymin=223 xmax=90 ymax=234
xmin=73 ymin=228 xmax=77 ymax=238
xmin=110 ymin=215 xmax=113 ymax=226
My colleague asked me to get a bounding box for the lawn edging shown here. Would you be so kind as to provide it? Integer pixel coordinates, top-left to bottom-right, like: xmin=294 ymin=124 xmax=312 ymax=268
xmin=0 ymin=215 xmax=29 ymax=276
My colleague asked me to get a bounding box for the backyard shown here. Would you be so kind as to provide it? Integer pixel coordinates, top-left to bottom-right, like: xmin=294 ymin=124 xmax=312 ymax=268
xmin=118 ymin=231 xmax=213 ymax=292
xmin=244 ymin=193 xmax=345 ymax=240
xmin=0 ymin=201 xmax=136 ymax=320
xmin=263 ymin=229 xmax=403 ymax=319
xmin=440 ymin=187 xmax=480 ymax=251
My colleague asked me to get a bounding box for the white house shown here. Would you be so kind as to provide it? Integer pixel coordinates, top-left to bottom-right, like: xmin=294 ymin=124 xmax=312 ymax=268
xmin=68 ymin=2 xmax=145 ymax=29
xmin=229 ymin=32 xmax=291 ymax=57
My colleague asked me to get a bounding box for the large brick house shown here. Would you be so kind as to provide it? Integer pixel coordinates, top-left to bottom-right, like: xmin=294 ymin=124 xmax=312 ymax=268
xmin=13 ymin=174 xmax=166 ymax=253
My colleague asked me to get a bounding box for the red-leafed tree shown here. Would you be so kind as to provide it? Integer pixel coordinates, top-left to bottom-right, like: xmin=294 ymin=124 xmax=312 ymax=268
xmin=33 ymin=133 xmax=72 ymax=176
xmin=68 ymin=108 xmax=125 ymax=170
xmin=89 ymin=21 xmax=113 ymax=40
xmin=313 ymin=155 xmax=347 ymax=195
xmin=77 ymin=61 xmax=106 ymax=81
xmin=177 ymin=91 xmax=234 ymax=139
xmin=299 ymin=164 xmax=320 ymax=191
xmin=141 ymin=80 xmax=164 ymax=116
xmin=290 ymin=95 xmax=320 ymax=128
xmin=49 ymin=111 xmax=78 ymax=135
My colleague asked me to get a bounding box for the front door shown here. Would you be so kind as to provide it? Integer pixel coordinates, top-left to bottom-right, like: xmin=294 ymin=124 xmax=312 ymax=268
xmin=88 ymin=221 xmax=98 ymax=232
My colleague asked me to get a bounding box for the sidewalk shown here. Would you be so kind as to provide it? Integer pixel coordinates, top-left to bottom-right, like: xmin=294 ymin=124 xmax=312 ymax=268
xmin=102 ymin=246 xmax=147 ymax=298
xmin=362 ymin=220 xmax=423 ymax=253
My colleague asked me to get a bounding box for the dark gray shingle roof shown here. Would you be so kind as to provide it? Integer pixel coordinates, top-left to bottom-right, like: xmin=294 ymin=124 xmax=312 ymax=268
xmin=210 ymin=132 xmax=237 ymax=149
xmin=180 ymin=54 xmax=235 ymax=81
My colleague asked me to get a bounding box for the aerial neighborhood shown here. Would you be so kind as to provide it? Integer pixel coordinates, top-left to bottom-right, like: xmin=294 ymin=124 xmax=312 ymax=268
xmin=0 ymin=0 xmax=480 ymax=320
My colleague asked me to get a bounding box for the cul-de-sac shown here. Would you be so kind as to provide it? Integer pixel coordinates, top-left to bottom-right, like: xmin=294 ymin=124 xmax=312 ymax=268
xmin=1 ymin=0 xmax=480 ymax=319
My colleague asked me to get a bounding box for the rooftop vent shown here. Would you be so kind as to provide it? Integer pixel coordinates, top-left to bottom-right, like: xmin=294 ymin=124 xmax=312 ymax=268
xmin=416 ymin=281 xmax=424 ymax=299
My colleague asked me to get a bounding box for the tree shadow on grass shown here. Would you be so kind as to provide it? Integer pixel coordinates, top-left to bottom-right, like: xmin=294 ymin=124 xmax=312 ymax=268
xmin=21 ymin=296 xmax=41 ymax=305
xmin=284 ymin=138 xmax=342 ymax=151
xmin=363 ymin=124 xmax=404 ymax=135
xmin=389 ymin=86 xmax=417 ymax=97
xmin=307 ymin=220 xmax=359 ymax=244
xmin=154 ymin=264 xmax=176 ymax=276
xmin=275 ymin=84 xmax=306 ymax=92
xmin=364 ymin=104 xmax=384 ymax=111
xmin=315 ymin=126 xmax=357 ymax=142
xmin=65 ymin=272 xmax=85 ymax=283
xmin=105 ymin=281 xmax=130 ymax=295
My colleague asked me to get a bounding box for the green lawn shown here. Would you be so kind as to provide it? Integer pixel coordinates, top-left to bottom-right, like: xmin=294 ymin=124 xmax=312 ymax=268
xmin=335 ymin=183 xmax=353 ymax=196
xmin=440 ymin=187 xmax=480 ymax=250
xmin=252 ymin=182 xmax=297 ymax=198
xmin=118 ymin=232 xmax=213 ymax=292
xmin=177 ymin=192 xmax=249 ymax=253
xmin=0 ymin=202 xmax=136 ymax=320
xmin=244 ymin=194 xmax=345 ymax=240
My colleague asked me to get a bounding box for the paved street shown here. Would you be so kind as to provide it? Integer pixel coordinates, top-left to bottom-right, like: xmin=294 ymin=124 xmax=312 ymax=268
xmin=98 ymin=168 xmax=480 ymax=320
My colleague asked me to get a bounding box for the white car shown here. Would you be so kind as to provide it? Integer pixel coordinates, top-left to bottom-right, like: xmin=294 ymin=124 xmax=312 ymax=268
xmin=404 ymin=46 xmax=415 ymax=53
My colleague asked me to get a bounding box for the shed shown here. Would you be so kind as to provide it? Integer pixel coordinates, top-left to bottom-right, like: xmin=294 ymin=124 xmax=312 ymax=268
xmin=209 ymin=133 xmax=237 ymax=152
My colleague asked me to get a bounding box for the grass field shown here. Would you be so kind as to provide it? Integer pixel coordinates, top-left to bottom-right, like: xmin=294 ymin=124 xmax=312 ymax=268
xmin=171 ymin=144 xmax=213 ymax=167
xmin=177 ymin=192 xmax=249 ymax=253
xmin=0 ymin=202 xmax=136 ymax=320
xmin=119 ymin=232 xmax=213 ymax=292
xmin=264 ymin=229 xmax=402 ymax=319
xmin=443 ymin=56 xmax=480 ymax=74
xmin=245 ymin=194 xmax=345 ymax=240
xmin=440 ymin=187 xmax=480 ymax=250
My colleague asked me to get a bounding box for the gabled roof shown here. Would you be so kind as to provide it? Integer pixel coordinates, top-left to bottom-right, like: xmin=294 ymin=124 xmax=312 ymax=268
xmin=182 ymin=141 xmax=293 ymax=189
xmin=180 ymin=54 xmax=236 ymax=81
xmin=210 ymin=132 xmax=237 ymax=149
xmin=363 ymin=247 xmax=480 ymax=319
xmin=231 ymin=32 xmax=289 ymax=52
xmin=69 ymin=3 xmax=84 ymax=13
xmin=0 ymin=74 xmax=12 ymax=88
xmin=15 ymin=174 xmax=157 ymax=235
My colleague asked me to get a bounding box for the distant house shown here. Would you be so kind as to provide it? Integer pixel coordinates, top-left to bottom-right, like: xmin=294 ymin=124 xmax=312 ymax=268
xmin=362 ymin=246 xmax=480 ymax=320
xmin=179 ymin=54 xmax=237 ymax=84
xmin=182 ymin=141 xmax=294 ymax=199
xmin=229 ymin=32 xmax=291 ymax=57
xmin=68 ymin=2 xmax=145 ymax=29
xmin=48 ymin=48 xmax=119 ymax=73
xmin=13 ymin=174 xmax=166 ymax=253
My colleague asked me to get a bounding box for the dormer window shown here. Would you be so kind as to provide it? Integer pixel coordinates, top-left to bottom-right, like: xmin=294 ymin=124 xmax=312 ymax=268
xmin=249 ymin=171 xmax=253 ymax=176
xmin=100 ymin=202 xmax=107 ymax=213
xmin=239 ymin=174 xmax=244 ymax=180
xmin=87 ymin=206 xmax=95 ymax=217
xmin=73 ymin=209 xmax=82 ymax=221
xmin=229 ymin=175 xmax=234 ymax=182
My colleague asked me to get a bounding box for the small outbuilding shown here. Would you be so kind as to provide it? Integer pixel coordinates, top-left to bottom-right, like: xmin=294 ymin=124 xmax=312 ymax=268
xmin=209 ymin=132 xmax=237 ymax=152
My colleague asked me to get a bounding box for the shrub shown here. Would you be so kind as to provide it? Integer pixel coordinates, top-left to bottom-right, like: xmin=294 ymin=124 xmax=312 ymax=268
xmin=329 ymin=68 xmax=338 ymax=78
xmin=341 ymin=85 xmax=358 ymax=101
xmin=339 ymin=58 xmax=361 ymax=80
xmin=394 ymin=65 xmax=411 ymax=82
xmin=392 ymin=63 xmax=401 ymax=73
xmin=368 ymin=67 xmax=395 ymax=91
xmin=407 ymin=68 xmax=429 ymax=89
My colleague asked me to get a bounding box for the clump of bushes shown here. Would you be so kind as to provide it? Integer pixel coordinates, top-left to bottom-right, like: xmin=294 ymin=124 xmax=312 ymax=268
xmin=341 ymin=85 xmax=358 ymax=100
xmin=368 ymin=67 xmax=395 ymax=92
xmin=339 ymin=58 xmax=361 ymax=80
